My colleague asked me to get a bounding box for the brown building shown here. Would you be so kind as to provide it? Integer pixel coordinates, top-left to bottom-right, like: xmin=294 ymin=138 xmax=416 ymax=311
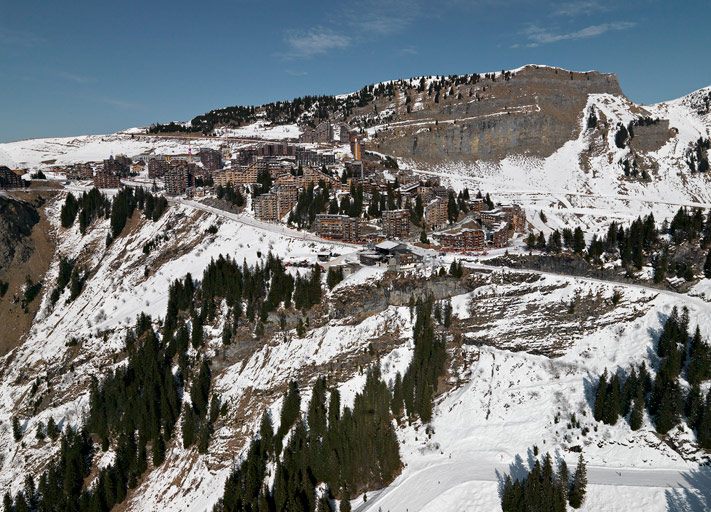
xmin=500 ymin=204 xmax=526 ymax=233
xmin=253 ymin=192 xmax=279 ymax=221
xmin=233 ymin=148 xmax=258 ymax=166
xmin=65 ymin=163 xmax=94 ymax=180
xmin=424 ymin=197 xmax=448 ymax=230
xmin=437 ymin=228 xmax=486 ymax=252
xmin=295 ymin=147 xmax=336 ymax=167
xmin=252 ymin=185 xmax=298 ymax=222
xmin=299 ymin=127 xmax=316 ymax=143
xmin=93 ymin=171 xmax=121 ymax=189
xmin=314 ymin=214 xmax=362 ymax=242
xmin=481 ymin=208 xmax=508 ymax=228
xmin=351 ymin=138 xmax=363 ymax=160
xmin=148 ymin=158 xmax=170 ymax=178
xmin=131 ymin=161 xmax=145 ymax=174
xmin=315 ymin=121 xmax=333 ymax=143
xmin=276 ymin=185 xmax=298 ymax=216
xmin=0 ymin=166 xmax=24 ymax=189
xmin=213 ymin=161 xmax=262 ymax=187
xmin=103 ymin=155 xmax=131 ymax=177
xmin=199 ymin=148 xmax=223 ymax=171
xmin=257 ymin=142 xmax=296 ymax=157
xmin=468 ymin=198 xmax=485 ymax=213
xmin=491 ymin=223 xmax=509 ymax=248
xmin=382 ymin=209 xmax=411 ymax=239
xmin=164 ymin=164 xmax=191 ymax=196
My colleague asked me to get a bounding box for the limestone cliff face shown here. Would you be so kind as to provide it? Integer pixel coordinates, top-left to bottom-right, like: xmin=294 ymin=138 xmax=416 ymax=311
xmin=363 ymin=66 xmax=623 ymax=163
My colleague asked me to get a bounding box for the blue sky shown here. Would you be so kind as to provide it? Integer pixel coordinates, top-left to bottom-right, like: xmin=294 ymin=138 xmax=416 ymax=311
xmin=1 ymin=0 xmax=709 ymax=142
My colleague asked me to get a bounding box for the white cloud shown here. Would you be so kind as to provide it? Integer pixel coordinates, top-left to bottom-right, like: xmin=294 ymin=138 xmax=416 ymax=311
xmin=342 ymin=0 xmax=421 ymax=36
xmin=521 ymin=21 xmax=636 ymax=47
xmin=552 ymin=1 xmax=612 ymax=17
xmin=284 ymin=27 xmax=351 ymax=58
xmin=58 ymin=71 xmax=96 ymax=84
xmin=0 ymin=27 xmax=44 ymax=47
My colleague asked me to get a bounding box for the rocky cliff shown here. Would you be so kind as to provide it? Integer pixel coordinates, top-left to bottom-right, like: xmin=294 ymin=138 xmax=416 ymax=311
xmin=357 ymin=65 xmax=623 ymax=163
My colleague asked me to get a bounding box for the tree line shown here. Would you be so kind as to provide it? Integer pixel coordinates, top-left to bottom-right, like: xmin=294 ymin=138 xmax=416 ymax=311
xmin=60 ymin=187 xmax=167 ymax=239
xmin=213 ymin=368 xmax=401 ymax=512
xmin=500 ymin=451 xmax=587 ymax=511
xmin=592 ymin=306 xmax=711 ymax=445
xmin=527 ymin=208 xmax=711 ymax=283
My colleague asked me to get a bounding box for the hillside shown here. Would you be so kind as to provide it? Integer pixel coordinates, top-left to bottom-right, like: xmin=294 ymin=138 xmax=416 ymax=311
xmin=1 ymin=65 xmax=711 ymax=512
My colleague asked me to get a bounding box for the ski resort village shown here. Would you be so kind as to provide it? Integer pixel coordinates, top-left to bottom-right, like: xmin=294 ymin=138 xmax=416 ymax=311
xmin=0 ymin=64 xmax=711 ymax=512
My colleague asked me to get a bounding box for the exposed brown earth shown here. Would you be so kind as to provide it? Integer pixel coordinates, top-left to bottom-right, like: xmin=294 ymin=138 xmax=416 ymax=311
xmin=0 ymin=192 xmax=58 ymax=355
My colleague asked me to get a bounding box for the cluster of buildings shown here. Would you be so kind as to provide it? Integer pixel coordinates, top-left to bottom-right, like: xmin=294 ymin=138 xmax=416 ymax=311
xmin=435 ymin=203 xmax=525 ymax=251
xmin=39 ymin=122 xmax=525 ymax=254
xmin=299 ymin=121 xmax=352 ymax=144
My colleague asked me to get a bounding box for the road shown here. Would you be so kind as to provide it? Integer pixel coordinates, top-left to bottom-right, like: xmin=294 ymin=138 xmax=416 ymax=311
xmin=357 ymin=459 xmax=711 ymax=512
xmin=167 ymin=197 xmax=359 ymax=250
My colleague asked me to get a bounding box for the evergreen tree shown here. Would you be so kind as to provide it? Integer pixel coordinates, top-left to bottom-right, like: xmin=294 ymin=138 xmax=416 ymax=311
xmin=569 ymin=454 xmax=587 ymax=508
xmin=391 ymin=373 xmax=404 ymax=418
xmin=593 ymin=370 xmax=607 ymax=422
xmin=697 ymin=392 xmax=711 ymax=449
xmin=602 ymin=373 xmax=621 ymax=425
xmin=630 ymin=385 xmax=645 ymax=431
xmin=46 ymin=416 xmax=60 ymax=441
xmin=573 ymin=227 xmax=586 ymax=254
xmin=182 ymin=404 xmax=196 ymax=448
xmin=152 ymin=434 xmax=165 ymax=467
xmin=705 ymin=249 xmax=711 ymax=279
xmin=12 ymin=417 xmax=21 ymax=442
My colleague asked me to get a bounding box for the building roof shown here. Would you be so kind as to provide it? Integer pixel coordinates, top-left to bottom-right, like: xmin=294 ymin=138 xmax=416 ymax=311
xmin=375 ymin=240 xmax=402 ymax=251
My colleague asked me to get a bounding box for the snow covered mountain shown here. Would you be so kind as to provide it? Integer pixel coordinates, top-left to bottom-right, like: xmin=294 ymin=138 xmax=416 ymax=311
xmin=1 ymin=66 xmax=711 ymax=512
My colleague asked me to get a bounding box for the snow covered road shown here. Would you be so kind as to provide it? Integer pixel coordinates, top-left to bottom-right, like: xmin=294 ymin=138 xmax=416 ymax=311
xmin=359 ymin=459 xmax=711 ymax=512
xmin=168 ymin=197 xmax=359 ymax=249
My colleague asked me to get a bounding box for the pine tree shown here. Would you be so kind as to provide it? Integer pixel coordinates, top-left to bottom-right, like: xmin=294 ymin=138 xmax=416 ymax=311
xmin=685 ymin=384 xmax=703 ymax=429
xmin=420 ymin=229 xmax=429 ymax=244
xmin=697 ymin=392 xmax=711 ymax=449
xmin=221 ymin=322 xmax=232 ymax=346
xmin=603 ymin=373 xmax=621 ymax=425
xmin=573 ymin=227 xmax=586 ymax=254
xmin=593 ymin=370 xmax=607 ymax=422
xmin=152 ymin=434 xmax=165 ymax=466
xmin=557 ymin=458 xmax=569 ymax=503
xmin=12 ymin=417 xmax=22 ymax=442
xmin=391 ymin=373 xmax=404 ymax=418
xmin=46 ymin=416 xmax=60 ymax=441
xmin=569 ymin=453 xmax=587 ymax=508
xmin=259 ymin=412 xmax=274 ymax=455
xmin=339 ymin=492 xmax=351 ymax=512
xmin=630 ymin=386 xmax=645 ymax=431
xmin=655 ymin=384 xmax=680 ymax=434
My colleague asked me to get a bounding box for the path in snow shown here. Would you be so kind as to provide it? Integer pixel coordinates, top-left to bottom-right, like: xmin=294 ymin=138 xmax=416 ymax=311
xmin=358 ymin=458 xmax=711 ymax=512
xmin=167 ymin=197 xmax=359 ymax=249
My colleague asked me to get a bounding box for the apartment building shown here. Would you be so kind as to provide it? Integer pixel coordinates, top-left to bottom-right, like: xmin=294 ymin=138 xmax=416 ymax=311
xmin=314 ymin=214 xmax=362 ymax=242
xmin=382 ymin=209 xmax=410 ymax=239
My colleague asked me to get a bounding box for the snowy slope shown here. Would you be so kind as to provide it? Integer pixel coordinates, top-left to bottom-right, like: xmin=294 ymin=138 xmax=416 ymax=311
xmin=360 ymin=272 xmax=711 ymax=512
xmin=0 ymin=134 xmax=224 ymax=170
xmin=402 ymin=87 xmax=711 ymax=240
xmin=2 ymin=194 xmax=711 ymax=511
